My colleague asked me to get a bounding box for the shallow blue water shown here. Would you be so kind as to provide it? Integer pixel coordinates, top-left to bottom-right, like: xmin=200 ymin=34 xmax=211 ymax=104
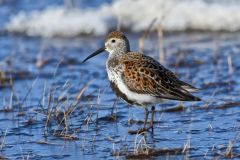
xmin=0 ymin=1 xmax=240 ymax=160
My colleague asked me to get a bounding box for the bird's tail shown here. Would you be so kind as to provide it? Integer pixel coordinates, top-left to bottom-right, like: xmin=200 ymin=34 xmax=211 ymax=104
xmin=179 ymin=81 xmax=201 ymax=101
xmin=180 ymin=80 xmax=200 ymax=92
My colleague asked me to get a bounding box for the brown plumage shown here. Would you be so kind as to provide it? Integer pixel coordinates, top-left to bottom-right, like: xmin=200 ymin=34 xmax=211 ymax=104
xmin=106 ymin=31 xmax=127 ymax=40
xmin=82 ymin=31 xmax=201 ymax=133
xmin=121 ymin=52 xmax=200 ymax=101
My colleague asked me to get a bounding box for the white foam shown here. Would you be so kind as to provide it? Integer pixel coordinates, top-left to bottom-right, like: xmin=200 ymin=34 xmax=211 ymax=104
xmin=6 ymin=6 xmax=112 ymax=37
xmin=5 ymin=0 xmax=240 ymax=37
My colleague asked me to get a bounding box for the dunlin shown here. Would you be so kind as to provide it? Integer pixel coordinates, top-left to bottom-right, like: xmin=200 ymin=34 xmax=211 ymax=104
xmin=82 ymin=31 xmax=200 ymax=133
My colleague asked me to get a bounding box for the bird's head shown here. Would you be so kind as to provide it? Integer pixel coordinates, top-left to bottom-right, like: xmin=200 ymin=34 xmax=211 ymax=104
xmin=82 ymin=31 xmax=130 ymax=63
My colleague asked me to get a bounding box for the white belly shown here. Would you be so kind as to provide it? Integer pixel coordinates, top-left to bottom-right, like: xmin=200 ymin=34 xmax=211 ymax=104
xmin=107 ymin=67 xmax=159 ymax=106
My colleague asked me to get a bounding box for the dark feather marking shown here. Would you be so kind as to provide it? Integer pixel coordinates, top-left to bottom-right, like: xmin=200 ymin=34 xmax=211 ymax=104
xmin=121 ymin=52 xmax=201 ymax=101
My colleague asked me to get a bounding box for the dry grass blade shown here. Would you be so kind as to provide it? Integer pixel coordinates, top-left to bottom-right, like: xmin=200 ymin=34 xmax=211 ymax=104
xmin=75 ymin=81 xmax=92 ymax=101
xmin=138 ymin=18 xmax=157 ymax=52
xmin=0 ymin=127 xmax=8 ymax=150
xmin=53 ymin=132 xmax=79 ymax=141
xmin=126 ymin=147 xmax=185 ymax=159
xmin=36 ymin=54 xmax=48 ymax=69
xmin=224 ymin=140 xmax=234 ymax=158
xmin=227 ymin=55 xmax=233 ymax=75
xmin=20 ymin=78 xmax=38 ymax=107
xmin=157 ymin=25 xmax=164 ymax=64
xmin=61 ymin=80 xmax=92 ymax=124
xmin=133 ymin=132 xmax=150 ymax=155
xmin=214 ymin=101 xmax=240 ymax=109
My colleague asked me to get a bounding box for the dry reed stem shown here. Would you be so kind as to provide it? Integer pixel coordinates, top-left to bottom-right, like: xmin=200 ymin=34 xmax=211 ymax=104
xmin=157 ymin=26 xmax=164 ymax=64
xmin=138 ymin=18 xmax=157 ymax=52
xmin=224 ymin=140 xmax=234 ymax=158
xmin=134 ymin=132 xmax=151 ymax=155
xmin=0 ymin=128 xmax=8 ymax=150
xmin=227 ymin=55 xmax=233 ymax=75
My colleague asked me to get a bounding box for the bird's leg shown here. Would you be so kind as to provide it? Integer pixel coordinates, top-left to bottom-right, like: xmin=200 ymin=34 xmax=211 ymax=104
xmin=143 ymin=107 xmax=149 ymax=129
xmin=128 ymin=108 xmax=149 ymax=134
xmin=150 ymin=106 xmax=155 ymax=132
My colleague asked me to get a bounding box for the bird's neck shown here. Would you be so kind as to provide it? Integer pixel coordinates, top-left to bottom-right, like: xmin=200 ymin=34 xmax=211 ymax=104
xmin=107 ymin=46 xmax=130 ymax=68
xmin=107 ymin=49 xmax=127 ymax=69
xmin=109 ymin=46 xmax=130 ymax=57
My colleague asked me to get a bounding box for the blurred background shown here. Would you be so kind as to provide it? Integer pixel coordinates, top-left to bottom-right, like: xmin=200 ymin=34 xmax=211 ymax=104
xmin=0 ymin=0 xmax=240 ymax=159
xmin=2 ymin=0 xmax=240 ymax=37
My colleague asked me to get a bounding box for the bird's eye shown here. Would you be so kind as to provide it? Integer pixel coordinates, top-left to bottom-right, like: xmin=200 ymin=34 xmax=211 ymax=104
xmin=111 ymin=39 xmax=116 ymax=43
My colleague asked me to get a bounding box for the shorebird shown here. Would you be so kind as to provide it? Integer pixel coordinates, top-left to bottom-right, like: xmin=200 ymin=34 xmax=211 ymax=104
xmin=82 ymin=31 xmax=200 ymax=133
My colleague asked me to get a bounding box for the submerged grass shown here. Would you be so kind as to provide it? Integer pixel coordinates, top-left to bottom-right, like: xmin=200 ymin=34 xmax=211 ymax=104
xmin=36 ymin=62 xmax=93 ymax=140
xmin=0 ymin=30 xmax=240 ymax=159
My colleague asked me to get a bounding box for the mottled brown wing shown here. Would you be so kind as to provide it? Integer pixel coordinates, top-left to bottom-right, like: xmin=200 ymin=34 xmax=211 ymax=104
xmin=121 ymin=52 xmax=200 ymax=101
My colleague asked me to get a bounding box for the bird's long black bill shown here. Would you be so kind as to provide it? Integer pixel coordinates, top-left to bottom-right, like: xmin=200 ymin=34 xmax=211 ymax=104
xmin=82 ymin=47 xmax=105 ymax=63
